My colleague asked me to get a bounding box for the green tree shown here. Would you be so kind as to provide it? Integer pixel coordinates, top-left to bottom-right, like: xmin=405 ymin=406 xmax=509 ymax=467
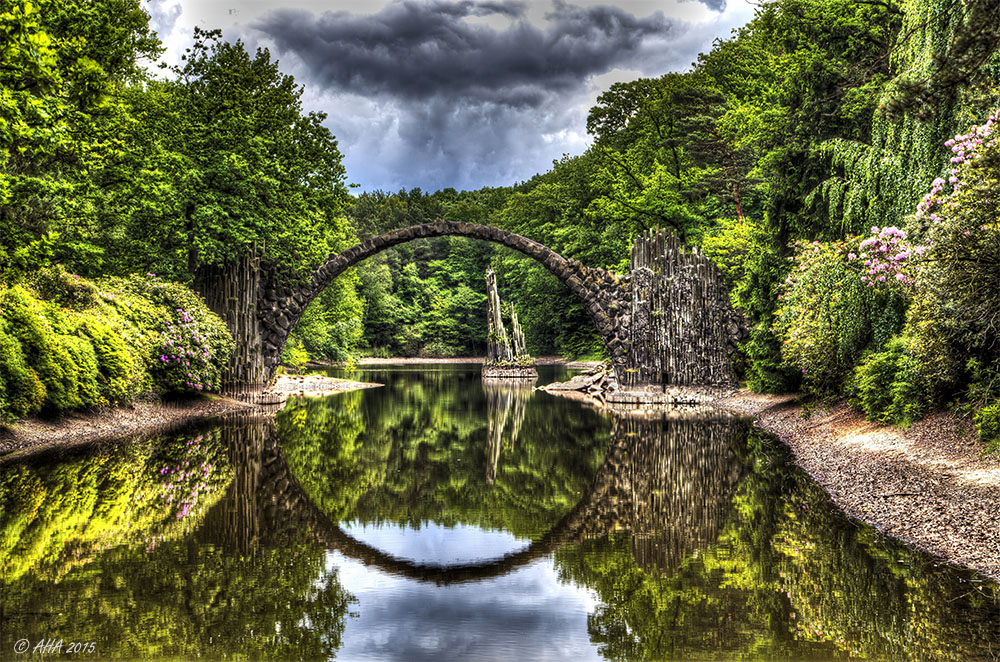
xmin=0 ymin=0 xmax=160 ymax=277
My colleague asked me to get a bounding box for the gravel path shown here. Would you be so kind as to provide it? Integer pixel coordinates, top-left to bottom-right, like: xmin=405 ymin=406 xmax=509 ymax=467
xmin=718 ymin=392 xmax=1000 ymax=581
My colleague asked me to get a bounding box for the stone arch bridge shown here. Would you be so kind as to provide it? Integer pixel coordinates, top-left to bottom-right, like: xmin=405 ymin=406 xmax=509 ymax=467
xmin=208 ymin=222 xmax=745 ymax=397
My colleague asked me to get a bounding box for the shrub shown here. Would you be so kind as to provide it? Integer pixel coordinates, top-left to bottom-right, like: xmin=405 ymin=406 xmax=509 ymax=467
xmin=0 ymin=271 xmax=234 ymax=422
xmin=79 ymin=319 xmax=142 ymax=403
xmin=849 ymin=295 xmax=959 ymax=425
xmin=974 ymin=402 xmax=1000 ymax=452
xmin=0 ymin=328 xmax=45 ymax=421
xmin=0 ymin=286 xmax=84 ymax=411
xmin=774 ymin=238 xmax=906 ymax=396
xmin=30 ymin=267 xmax=100 ymax=310
xmin=420 ymin=340 xmax=462 ymax=358
xmin=851 ymin=338 xmax=934 ymax=425
xmin=98 ymin=275 xmax=234 ymax=394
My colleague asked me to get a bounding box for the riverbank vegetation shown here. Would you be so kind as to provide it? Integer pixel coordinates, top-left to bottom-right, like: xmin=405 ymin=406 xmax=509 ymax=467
xmin=3 ymin=0 xmax=1000 ymax=444
xmin=0 ymin=268 xmax=233 ymax=422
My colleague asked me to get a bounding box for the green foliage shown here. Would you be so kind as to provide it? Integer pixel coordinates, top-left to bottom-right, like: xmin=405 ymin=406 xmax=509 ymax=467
xmin=0 ymin=0 xmax=160 ymax=270
xmin=849 ymin=290 xmax=960 ymax=425
xmin=0 ymin=270 xmax=232 ymax=422
xmin=347 ymin=189 xmax=495 ymax=357
xmin=77 ymin=30 xmax=351 ymax=281
xmin=974 ymin=401 xmax=1000 ymax=452
xmin=282 ymin=339 xmax=310 ymax=370
xmin=851 ymin=338 xmax=932 ymax=425
xmin=701 ymin=217 xmax=766 ymax=286
xmin=289 ymin=268 xmax=364 ymax=362
xmin=100 ymin=273 xmax=234 ymax=392
xmin=774 ymin=239 xmax=906 ymax=396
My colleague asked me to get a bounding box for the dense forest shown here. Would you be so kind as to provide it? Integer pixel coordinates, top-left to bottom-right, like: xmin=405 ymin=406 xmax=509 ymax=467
xmin=2 ymin=0 xmax=1000 ymax=444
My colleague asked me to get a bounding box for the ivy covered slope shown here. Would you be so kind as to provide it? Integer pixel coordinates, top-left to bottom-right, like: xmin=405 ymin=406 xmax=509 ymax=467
xmin=0 ymin=268 xmax=233 ymax=422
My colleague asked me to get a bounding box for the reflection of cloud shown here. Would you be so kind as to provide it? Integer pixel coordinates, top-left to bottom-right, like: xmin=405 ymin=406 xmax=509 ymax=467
xmin=330 ymin=539 xmax=601 ymax=662
xmin=341 ymin=521 xmax=530 ymax=565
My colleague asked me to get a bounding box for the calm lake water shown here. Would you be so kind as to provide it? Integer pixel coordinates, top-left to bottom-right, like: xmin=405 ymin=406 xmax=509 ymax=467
xmin=2 ymin=363 xmax=999 ymax=661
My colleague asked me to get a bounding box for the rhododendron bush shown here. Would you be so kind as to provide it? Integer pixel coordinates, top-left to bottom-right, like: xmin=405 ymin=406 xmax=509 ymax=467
xmin=774 ymin=110 xmax=1000 ymax=404
xmin=0 ymin=270 xmax=234 ymax=421
xmin=781 ymin=110 xmax=1000 ymax=430
xmin=775 ymin=239 xmax=906 ymax=396
xmin=916 ymin=112 xmax=1000 ymax=356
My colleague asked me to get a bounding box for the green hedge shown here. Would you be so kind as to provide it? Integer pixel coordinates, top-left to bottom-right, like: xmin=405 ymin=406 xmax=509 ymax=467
xmin=0 ymin=268 xmax=233 ymax=422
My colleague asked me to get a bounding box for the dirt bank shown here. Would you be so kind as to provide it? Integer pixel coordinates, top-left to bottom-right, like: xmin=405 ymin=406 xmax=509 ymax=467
xmin=718 ymin=392 xmax=1000 ymax=581
xmin=0 ymin=375 xmax=380 ymax=458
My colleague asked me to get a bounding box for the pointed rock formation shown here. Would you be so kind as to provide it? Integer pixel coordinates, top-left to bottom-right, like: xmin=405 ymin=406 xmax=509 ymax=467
xmin=483 ymin=268 xmax=537 ymax=379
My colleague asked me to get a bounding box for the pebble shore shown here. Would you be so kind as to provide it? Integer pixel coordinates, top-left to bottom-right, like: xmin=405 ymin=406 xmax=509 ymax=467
xmin=718 ymin=392 xmax=1000 ymax=581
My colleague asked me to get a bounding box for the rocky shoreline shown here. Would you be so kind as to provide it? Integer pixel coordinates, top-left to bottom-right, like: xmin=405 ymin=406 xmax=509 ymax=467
xmin=716 ymin=392 xmax=1000 ymax=582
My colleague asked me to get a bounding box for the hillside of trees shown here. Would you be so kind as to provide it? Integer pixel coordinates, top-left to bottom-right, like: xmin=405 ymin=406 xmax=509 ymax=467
xmin=2 ymin=0 xmax=1000 ymax=444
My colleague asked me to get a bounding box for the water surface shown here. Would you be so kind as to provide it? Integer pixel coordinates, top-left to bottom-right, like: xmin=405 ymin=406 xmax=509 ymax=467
xmin=2 ymin=364 xmax=998 ymax=660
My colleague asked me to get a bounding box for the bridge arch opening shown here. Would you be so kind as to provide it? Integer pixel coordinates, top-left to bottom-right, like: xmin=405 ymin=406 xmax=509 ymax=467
xmin=255 ymin=221 xmax=630 ymax=381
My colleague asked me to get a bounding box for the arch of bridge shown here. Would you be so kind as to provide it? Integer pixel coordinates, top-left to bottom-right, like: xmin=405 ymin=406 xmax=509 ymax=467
xmin=258 ymin=429 xmax=629 ymax=585
xmin=258 ymin=221 xmax=631 ymax=378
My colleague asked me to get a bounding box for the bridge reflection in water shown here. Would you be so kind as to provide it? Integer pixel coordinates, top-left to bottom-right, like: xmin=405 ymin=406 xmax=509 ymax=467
xmin=4 ymin=365 xmax=999 ymax=661
xmin=205 ymin=403 xmax=747 ymax=585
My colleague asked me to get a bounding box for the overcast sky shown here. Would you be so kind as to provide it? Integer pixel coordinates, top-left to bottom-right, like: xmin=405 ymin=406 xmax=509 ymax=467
xmin=143 ymin=0 xmax=756 ymax=193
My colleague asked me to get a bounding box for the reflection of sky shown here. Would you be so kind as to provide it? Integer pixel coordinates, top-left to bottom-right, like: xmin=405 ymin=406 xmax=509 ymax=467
xmin=328 ymin=523 xmax=602 ymax=662
xmin=341 ymin=521 xmax=530 ymax=565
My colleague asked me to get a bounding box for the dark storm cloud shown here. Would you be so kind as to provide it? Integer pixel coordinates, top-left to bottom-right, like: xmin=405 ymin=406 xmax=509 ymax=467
xmin=252 ymin=0 xmax=678 ymax=106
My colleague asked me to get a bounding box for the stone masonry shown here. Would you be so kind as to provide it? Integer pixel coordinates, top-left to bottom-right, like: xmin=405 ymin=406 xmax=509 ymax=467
xmin=248 ymin=222 xmax=745 ymax=392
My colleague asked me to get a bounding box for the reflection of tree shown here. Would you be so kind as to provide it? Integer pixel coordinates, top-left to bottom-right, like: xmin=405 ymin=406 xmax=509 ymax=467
xmin=1 ymin=415 xmax=355 ymax=659
xmin=277 ymin=367 xmax=612 ymax=539
xmin=556 ymin=427 xmax=1000 ymax=661
xmin=483 ymin=379 xmax=533 ymax=483
xmin=0 ymin=423 xmax=232 ymax=582
xmin=3 ymin=531 xmax=353 ymax=660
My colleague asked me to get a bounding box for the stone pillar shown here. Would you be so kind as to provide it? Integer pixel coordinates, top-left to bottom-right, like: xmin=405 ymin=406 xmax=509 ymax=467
xmin=618 ymin=230 xmax=745 ymax=394
xmin=485 ymin=268 xmax=513 ymax=364
xmin=195 ymin=252 xmax=266 ymax=395
xmin=510 ymin=305 xmax=528 ymax=359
